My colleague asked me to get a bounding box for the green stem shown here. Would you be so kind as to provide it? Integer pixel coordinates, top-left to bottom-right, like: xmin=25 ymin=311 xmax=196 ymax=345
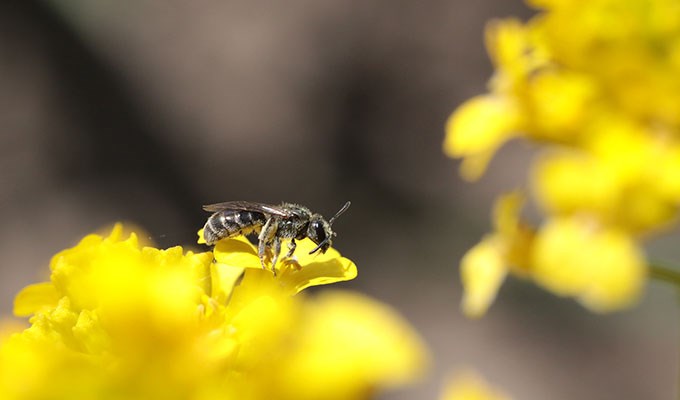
xmin=648 ymin=262 xmax=680 ymax=287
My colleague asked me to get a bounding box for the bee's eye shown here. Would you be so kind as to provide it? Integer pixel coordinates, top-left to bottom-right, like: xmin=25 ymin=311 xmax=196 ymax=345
xmin=310 ymin=220 xmax=326 ymax=242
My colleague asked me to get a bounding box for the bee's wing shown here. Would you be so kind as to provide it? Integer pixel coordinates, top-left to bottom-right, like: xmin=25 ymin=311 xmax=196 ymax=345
xmin=202 ymin=201 xmax=290 ymax=217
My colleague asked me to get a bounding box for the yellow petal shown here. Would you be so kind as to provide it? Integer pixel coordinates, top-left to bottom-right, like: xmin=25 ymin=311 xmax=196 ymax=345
xmin=486 ymin=19 xmax=534 ymax=79
xmin=13 ymin=283 xmax=60 ymax=317
xmin=532 ymin=151 xmax=619 ymax=216
xmin=279 ymin=290 xmax=428 ymax=400
xmin=277 ymin=238 xmax=357 ymax=294
xmin=228 ymin=288 xmax=298 ymax=368
xmin=460 ymin=237 xmax=508 ymax=318
xmin=212 ymin=236 xmax=261 ymax=268
xmin=492 ymin=191 xmax=523 ymax=236
xmin=486 ymin=18 xmax=548 ymax=93
xmin=583 ymin=115 xmax=649 ymax=183
xmin=213 ymin=237 xmax=358 ymax=293
xmin=459 ymin=152 xmax=497 ymax=182
xmin=444 ymin=95 xmax=520 ymax=180
xmin=440 ymin=371 xmax=512 ymax=400
xmin=656 ymin=146 xmax=680 ymax=201
xmin=531 ymin=217 xmax=646 ymax=312
xmin=528 ymin=71 xmax=596 ymax=139
xmin=197 ymin=228 xmax=207 ymax=244
xmin=210 ymin=263 xmax=245 ymax=304
xmin=72 ymin=310 xmax=110 ymax=355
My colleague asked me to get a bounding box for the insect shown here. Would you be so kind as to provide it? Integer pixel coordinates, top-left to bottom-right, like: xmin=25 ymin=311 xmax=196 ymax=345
xmin=202 ymin=201 xmax=351 ymax=275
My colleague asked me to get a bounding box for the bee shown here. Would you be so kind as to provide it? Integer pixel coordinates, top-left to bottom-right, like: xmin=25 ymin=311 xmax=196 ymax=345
xmin=202 ymin=201 xmax=351 ymax=275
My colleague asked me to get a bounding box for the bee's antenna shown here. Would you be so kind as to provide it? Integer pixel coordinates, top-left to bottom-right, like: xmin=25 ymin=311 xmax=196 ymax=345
xmin=329 ymin=201 xmax=351 ymax=226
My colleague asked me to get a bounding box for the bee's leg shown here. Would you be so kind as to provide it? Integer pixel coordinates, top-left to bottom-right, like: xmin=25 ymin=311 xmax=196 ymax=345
xmin=258 ymin=219 xmax=275 ymax=271
xmin=257 ymin=218 xmax=273 ymax=243
xmin=257 ymin=239 xmax=268 ymax=271
xmin=271 ymin=236 xmax=281 ymax=276
xmin=285 ymin=238 xmax=296 ymax=258
xmin=282 ymin=239 xmax=303 ymax=271
xmin=258 ymin=218 xmax=279 ymax=273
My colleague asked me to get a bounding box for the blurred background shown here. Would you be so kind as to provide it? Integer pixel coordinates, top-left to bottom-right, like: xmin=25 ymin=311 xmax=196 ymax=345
xmin=0 ymin=1 xmax=678 ymax=399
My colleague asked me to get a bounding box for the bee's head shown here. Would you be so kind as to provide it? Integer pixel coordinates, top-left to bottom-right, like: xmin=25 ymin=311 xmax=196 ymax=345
xmin=307 ymin=217 xmax=333 ymax=254
xmin=307 ymin=201 xmax=351 ymax=255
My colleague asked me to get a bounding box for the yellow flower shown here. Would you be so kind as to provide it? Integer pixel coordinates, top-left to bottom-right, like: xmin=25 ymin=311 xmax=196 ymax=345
xmin=460 ymin=192 xmax=647 ymax=316
xmin=443 ymin=20 xmax=542 ymax=180
xmin=278 ymin=291 xmax=427 ymax=400
xmin=446 ymin=0 xmax=680 ymax=314
xmin=444 ymin=95 xmax=522 ymax=180
xmin=439 ymin=371 xmax=511 ymax=400
xmin=460 ymin=193 xmax=533 ymax=318
xmin=532 ymin=115 xmax=680 ymax=232
xmin=201 ymin=229 xmax=358 ymax=293
xmin=531 ymin=217 xmax=646 ymax=312
xmin=0 ymin=224 xmax=427 ymax=400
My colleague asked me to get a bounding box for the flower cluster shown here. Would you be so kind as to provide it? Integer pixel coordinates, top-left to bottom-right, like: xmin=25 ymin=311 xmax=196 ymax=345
xmin=0 ymin=225 xmax=427 ymax=399
xmin=445 ymin=0 xmax=680 ymax=316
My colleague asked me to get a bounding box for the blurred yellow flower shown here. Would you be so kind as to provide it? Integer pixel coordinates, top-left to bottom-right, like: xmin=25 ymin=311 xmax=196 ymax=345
xmin=444 ymin=95 xmax=522 ymax=180
xmin=440 ymin=371 xmax=511 ymax=400
xmin=446 ymin=0 xmax=680 ymax=314
xmin=460 ymin=193 xmax=533 ymax=318
xmin=0 ymin=224 xmax=427 ymax=400
xmin=531 ymin=217 xmax=646 ymax=312
xmin=460 ymin=192 xmax=647 ymax=315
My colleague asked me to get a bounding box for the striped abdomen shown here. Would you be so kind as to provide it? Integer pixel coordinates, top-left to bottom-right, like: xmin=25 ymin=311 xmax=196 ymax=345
xmin=203 ymin=210 xmax=267 ymax=245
